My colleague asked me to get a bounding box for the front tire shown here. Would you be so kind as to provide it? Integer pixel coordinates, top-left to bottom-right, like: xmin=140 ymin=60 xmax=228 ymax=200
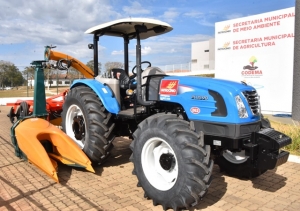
xmin=130 ymin=114 xmax=213 ymax=210
xmin=61 ymin=86 xmax=115 ymax=164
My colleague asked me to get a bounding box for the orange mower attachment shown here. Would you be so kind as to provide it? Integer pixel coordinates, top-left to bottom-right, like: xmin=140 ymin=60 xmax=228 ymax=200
xmin=9 ymin=60 xmax=94 ymax=183
xmin=12 ymin=117 xmax=95 ymax=183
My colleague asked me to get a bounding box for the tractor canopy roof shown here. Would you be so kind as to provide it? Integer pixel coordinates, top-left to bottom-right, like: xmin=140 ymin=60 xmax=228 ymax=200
xmin=85 ymin=18 xmax=173 ymax=39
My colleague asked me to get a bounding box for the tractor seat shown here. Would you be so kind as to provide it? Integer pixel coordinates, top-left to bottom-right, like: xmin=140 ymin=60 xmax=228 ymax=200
xmin=111 ymin=68 xmax=136 ymax=89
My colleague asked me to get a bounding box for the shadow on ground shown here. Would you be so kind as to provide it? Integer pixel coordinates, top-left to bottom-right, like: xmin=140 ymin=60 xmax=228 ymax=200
xmin=251 ymin=168 xmax=287 ymax=192
xmin=57 ymin=136 xmax=133 ymax=184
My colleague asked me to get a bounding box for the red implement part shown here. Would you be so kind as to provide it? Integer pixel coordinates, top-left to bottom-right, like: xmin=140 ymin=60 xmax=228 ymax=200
xmin=6 ymin=90 xmax=68 ymax=125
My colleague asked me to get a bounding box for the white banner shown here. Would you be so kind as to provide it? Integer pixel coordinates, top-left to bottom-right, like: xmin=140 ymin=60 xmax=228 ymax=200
xmin=215 ymin=7 xmax=295 ymax=114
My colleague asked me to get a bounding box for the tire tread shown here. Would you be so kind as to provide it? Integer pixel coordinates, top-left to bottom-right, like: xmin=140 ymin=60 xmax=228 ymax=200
xmin=61 ymin=86 xmax=115 ymax=164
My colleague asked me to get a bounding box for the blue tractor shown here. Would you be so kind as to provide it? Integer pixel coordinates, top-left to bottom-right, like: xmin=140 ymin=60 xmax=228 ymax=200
xmin=54 ymin=18 xmax=291 ymax=210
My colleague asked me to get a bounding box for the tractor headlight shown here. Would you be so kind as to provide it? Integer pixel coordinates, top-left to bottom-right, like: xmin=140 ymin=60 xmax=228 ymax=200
xmin=235 ymin=95 xmax=248 ymax=118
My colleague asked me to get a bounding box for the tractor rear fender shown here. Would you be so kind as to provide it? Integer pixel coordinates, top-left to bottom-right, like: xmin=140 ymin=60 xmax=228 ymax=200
xmin=71 ymin=79 xmax=120 ymax=114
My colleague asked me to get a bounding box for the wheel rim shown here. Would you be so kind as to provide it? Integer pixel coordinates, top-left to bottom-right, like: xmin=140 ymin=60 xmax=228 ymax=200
xmin=65 ymin=104 xmax=86 ymax=148
xmin=141 ymin=137 xmax=178 ymax=191
xmin=223 ymin=150 xmax=248 ymax=164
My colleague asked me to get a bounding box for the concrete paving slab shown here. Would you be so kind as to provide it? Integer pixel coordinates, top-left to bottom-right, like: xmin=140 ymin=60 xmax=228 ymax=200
xmin=1 ymin=105 xmax=300 ymax=211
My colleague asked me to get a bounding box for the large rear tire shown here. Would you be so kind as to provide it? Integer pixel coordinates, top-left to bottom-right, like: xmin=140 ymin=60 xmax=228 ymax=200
xmin=130 ymin=114 xmax=213 ymax=210
xmin=61 ymin=86 xmax=115 ymax=164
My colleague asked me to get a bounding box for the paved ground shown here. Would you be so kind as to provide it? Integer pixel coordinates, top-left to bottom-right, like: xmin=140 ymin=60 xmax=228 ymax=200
xmin=0 ymin=105 xmax=300 ymax=211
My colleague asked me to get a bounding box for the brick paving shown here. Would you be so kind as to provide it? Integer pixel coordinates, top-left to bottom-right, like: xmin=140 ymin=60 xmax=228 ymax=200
xmin=1 ymin=105 xmax=300 ymax=211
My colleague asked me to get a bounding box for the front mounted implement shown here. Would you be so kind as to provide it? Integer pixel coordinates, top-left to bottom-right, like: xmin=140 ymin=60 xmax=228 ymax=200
xmin=245 ymin=128 xmax=291 ymax=170
xmin=10 ymin=61 xmax=94 ymax=183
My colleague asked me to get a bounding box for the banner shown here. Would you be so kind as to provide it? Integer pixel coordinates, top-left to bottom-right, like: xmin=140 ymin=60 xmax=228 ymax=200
xmin=215 ymin=7 xmax=295 ymax=113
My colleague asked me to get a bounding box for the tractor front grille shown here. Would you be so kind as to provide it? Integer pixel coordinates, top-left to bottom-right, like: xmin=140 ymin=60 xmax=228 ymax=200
xmin=243 ymin=90 xmax=260 ymax=115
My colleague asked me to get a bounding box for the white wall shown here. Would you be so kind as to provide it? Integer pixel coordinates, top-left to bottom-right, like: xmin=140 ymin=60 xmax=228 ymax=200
xmin=191 ymin=41 xmax=210 ymax=71
xmin=215 ymin=7 xmax=295 ymax=114
xmin=28 ymin=79 xmax=71 ymax=87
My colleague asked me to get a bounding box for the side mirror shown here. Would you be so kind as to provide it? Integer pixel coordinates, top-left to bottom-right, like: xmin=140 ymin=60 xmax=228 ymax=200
xmin=88 ymin=44 xmax=94 ymax=49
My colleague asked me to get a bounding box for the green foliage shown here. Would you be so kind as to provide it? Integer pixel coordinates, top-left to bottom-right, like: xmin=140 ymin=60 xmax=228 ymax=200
xmin=104 ymin=62 xmax=124 ymax=77
xmin=67 ymin=66 xmax=84 ymax=80
xmin=0 ymin=61 xmax=25 ymax=88
xmin=271 ymin=121 xmax=300 ymax=155
xmin=22 ymin=66 xmax=35 ymax=79
xmin=86 ymin=60 xmax=101 ymax=74
xmin=195 ymin=73 xmax=215 ymax=78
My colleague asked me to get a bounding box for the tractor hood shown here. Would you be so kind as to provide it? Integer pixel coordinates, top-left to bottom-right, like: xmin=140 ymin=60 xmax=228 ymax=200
xmin=159 ymin=75 xmax=259 ymax=124
xmin=163 ymin=75 xmax=253 ymax=93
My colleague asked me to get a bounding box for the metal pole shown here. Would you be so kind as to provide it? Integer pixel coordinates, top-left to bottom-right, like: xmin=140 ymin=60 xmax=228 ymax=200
xmin=292 ymin=1 xmax=300 ymax=121
xmin=56 ymin=70 xmax=58 ymax=94
xmin=93 ymin=34 xmax=99 ymax=77
xmin=27 ymin=71 xmax=28 ymax=97
xmin=124 ymin=36 xmax=129 ymax=76
xmin=31 ymin=60 xmax=47 ymax=117
xmin=47 ymin=69 xmax=49 ymax=90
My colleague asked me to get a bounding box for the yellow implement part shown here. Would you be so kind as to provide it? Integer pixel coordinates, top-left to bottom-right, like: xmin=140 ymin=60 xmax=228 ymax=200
xmin=44 ymin=48 xmax=94 ymax=79
xmin=49 ymin=117 xmax=62 ymax=126
xmin=15 ymin=118 xmax=94 ymax=183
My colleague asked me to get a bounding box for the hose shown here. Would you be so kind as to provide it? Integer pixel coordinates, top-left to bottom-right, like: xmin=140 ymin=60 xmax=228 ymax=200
xmin=56 ymin=59 xmax=72 ymax=70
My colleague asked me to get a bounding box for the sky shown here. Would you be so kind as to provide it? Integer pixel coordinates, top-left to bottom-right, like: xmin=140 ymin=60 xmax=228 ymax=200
xmin=0 ymin=0 xmax=295 ymax=72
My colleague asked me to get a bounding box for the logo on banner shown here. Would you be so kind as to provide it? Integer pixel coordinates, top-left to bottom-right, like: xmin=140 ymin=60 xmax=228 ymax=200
xmin=218 ymin=25 xmax=231 ymax=34
xmin=218 ymin=42 xmax=231 ymax=50
xmin=159 ymin=80 xmax=179 ymax=95
xmin=242 ymin=56 xmax=263 ymax=77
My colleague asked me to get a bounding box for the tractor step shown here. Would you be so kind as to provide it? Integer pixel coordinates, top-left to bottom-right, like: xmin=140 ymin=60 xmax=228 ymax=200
xmin=118 ymin=107 xmax=146 ymax=119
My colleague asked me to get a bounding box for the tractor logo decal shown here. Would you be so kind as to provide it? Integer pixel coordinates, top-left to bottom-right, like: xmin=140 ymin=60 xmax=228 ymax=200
xmin=166 ymin=81 xmax=177 ymax=89
xmin=190 ymin=107 xmax=200 ymax=114
xmin=159 ymin=80 xmax=179 ymax=95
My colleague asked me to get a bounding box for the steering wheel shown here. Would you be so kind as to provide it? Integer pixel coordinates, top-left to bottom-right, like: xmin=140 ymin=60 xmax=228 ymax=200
xmin=130 ymin=61 xmax=151 ymax=80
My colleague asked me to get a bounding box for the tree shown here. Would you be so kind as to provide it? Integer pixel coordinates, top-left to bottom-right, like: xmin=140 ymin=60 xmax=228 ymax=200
xmin=0 ymin=61 xmax=24 ymax=88
xmin=104 ymin=62 xmax=124 ymax=77
xmin=44 ymin=67 xmax=57 ymax=88
xmin=67 ymin=66 xmax=83 ymax=80
xmin=86 ymin=60 xmax=101 ymax=75
xmin=0 ymin=61 xmax=8 ymax=88
xmin=249 ymin=56 xmax=257 ymax=67
xmin=23 ymin=66 xmax=35 ymax=89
